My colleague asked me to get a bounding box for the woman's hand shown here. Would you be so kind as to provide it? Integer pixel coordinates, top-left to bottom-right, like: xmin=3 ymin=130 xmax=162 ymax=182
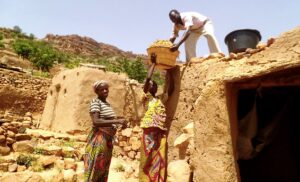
xmin=150 ymin=53 xmax=157 ymax=64
xmin=117 ymin=118 xmax=126 ymax=125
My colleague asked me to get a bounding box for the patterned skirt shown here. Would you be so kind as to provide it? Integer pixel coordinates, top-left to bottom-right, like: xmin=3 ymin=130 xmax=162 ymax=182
xmin=84 ymin=128 xmax=114 ymax=182
xmin=139 ymin=127 xmax=167 ymax=182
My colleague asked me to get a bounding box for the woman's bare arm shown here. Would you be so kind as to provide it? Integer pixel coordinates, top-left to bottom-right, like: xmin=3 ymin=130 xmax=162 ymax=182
xmin=91 ymin=112 xmax=125 ymax=127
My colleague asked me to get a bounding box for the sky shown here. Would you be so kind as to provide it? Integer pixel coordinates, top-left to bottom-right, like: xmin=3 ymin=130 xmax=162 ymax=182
xmin=1 ymin=0 xmax=300 ymax=60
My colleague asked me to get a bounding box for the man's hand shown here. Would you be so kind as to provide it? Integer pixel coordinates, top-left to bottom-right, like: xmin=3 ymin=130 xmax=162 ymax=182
xmin=169 ymin=37 xmax=176 ymax=43
xmin=170 ymin=44 xmax=179 ymax=52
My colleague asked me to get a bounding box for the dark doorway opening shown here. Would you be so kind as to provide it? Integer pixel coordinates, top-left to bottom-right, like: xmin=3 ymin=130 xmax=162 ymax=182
xmin=237 ymin=86 xmax=300 ymax=182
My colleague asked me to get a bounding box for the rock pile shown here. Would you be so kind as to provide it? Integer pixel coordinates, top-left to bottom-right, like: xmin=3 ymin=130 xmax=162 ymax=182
xmin=115 ymin=126 xmax=143 ymax=160
xmin=0 ymin=112 xmax=36 ymax=156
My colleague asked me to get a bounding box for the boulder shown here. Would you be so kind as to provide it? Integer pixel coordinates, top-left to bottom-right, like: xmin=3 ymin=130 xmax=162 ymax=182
xmin=167 ymin=160 xmax=191 ymax=182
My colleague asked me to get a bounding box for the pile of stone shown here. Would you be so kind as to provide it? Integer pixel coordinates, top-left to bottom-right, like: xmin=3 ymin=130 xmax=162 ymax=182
xmin=115 ymin=126 xmax=143 ymax=160
xmin=0 ymin=111 xmax=36 ymax=156
xmin=0 ymin=118 xmax=86 ymax=181
xmin=189 ymin=38 xmax=276 ymax=64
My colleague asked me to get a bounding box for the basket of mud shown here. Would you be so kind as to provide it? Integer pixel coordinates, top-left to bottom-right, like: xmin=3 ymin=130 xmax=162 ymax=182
xmin=147 ymin=40 xmax=179 ymax=70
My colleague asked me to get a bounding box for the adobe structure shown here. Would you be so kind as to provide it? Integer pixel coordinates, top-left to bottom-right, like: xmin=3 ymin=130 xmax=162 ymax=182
xmin=39 ymin=26 xmax=300 ymax=181
xmin=166 ymin=26 xmax=300 ymax=181
xmin=39 ymin=67 xmax=146 ymax=133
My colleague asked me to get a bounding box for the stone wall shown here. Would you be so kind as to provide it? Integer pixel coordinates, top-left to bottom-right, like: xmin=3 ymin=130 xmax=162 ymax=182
xmin=0 ymin=68 xmax=50 ymax=115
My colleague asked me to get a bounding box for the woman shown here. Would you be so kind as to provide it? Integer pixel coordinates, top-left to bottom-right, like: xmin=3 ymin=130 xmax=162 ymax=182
xmin=139 ymin=75 xmax=168 ymax=181
xmin=84 ymin=80 xmax=125 ymax=182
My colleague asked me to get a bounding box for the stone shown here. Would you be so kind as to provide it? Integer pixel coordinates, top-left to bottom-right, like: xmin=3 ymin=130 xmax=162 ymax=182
xmin=22 ymin=123 xmax=31 ymax=128
xmin=229 ymin=52 xmax=237 ymax=59
xmin=167 ymin=160 xmax=191 ymax=182
xmin=12 ymin=141 xmax=34 ymax=153
xmin=42 ymin=146 xmax=63 ymax=156
xmin=0 ymin=127 xmax=5 ymax=135
xmin=127 ymin=151 xmax=136 ymax=159
xmin=7 ymin=126 xmax=18 ymax=133
xmin=0 ymin=172 xmax=33 ymax=182
xmin=62 ymin=147 xmax=75 ymax=158
xmin=118 ymin=141 xmax=127 ymax=147
xmin=0 ymin=162 xmax=9 ymax=172
xmin=17 ymin=165 xmax=27 ymax=172
xmin=207 ymin=52 xmax=225 ymax=59
xmin=0 ymin=118 xmax=11 ymax=123
xmin=123 ymin=146 xmax=132 ymax=152
xmin=25 ymin=112 xmax=32 ymax=118
xmin=40 ymin=155 xmax=58 ymax=167
xmin=182 ymin=122 xmax=194 ymax=136
xmin=129 ymin=137 xmax=141 ymax=151
xmin=73 ymin=135 xmax=87 ymax=142
xmin=174 ymin=133 xmax=191 ymax=148
xmin=15 ymin=134 xmax=32 ymax=141
xmin=40 ymin=132 xmax=52 ymax=139
xmin=6 ymin=137 xmax=15 ymax=145
xmin=55 ymin=159 xmax=65 ymax=170
xmin=0 ymin=145 xmax=11 ymax=155
xmin=8 ymin=164 xmax=18 ymax=172
xmin=0 ymin=135 xmax=6 ymax=143
xmin=121 ymin=128 xmax=132 ymax=137
xmin=64 ymin=158 xmax=77 ymax=171
xmin=267 ymin=37 xmax=276 ymax=46
xmin=63 ymin=169 xmax=77 ymax=182
xmin=23 ymin=116 xmax=32 ymax=122
xmin=75 ymin=161 xmax=85 ymax=182
xmin=132 ymin=125 xmax=142 ymax=133
xmin=27 ymin=174 xmax=44 ymax=182
xmin=135 ymin=152 xmax=141 ymax=160
xmin=6 ymin=130 xmax=15 ymax=138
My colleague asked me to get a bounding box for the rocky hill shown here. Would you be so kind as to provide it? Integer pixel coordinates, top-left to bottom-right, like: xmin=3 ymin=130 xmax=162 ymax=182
xmin=44 ymin=34 xmax=143 ymax=59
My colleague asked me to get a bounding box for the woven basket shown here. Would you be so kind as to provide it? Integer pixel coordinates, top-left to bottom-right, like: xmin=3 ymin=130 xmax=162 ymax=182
xmin=147 ymin=47 xmax=179 ymax=70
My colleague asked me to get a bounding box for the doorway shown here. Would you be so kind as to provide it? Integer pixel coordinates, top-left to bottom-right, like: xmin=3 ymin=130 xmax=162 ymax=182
xmin=236 ymin=86 xmax=300 ymax=182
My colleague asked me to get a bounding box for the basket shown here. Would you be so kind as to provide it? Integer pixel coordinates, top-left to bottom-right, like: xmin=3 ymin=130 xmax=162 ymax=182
xmin=147 ymin=47 xmax=179 ymax=70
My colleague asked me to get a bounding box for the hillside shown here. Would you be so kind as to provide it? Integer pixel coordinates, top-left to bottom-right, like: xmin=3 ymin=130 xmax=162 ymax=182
xmin=0 ymin=27 xmax=144 ymax=59
xmin=43 ymin=34 xmax=143 ymax=59
xmin=0 ymin=27 xmax=155 ymax=83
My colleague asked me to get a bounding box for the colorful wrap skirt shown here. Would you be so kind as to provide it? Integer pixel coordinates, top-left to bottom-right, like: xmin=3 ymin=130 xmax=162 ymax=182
xmin=84 ymin=128 xmax=114 ymax=182
xmin=139 ymin=127 xmax=167 ymax=182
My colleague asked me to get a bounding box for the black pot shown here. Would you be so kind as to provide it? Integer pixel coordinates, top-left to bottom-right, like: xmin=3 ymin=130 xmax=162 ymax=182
xmin=224 ymin=29 xmax=261 ymax=53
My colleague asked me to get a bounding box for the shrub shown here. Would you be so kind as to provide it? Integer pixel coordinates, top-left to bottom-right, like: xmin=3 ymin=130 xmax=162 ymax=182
xmin=0 ymin=42 xmax=4 ymax=49
xmin=12 ymin=39 xmax=34 ymax=59
xmin=29 ymin=33 xmax=35 ymax=40
xmin=13 ymin=25 xmax=22 ymax=33
xmin=12 ymin=39 xmax=69 ymax=71
xmin=64 ymin=59 xmax=80 ymax=69
xmin=32 ymin=70 xmax=50 ymax=78
xmin=16 ymin=154 xmax=37 ymax=167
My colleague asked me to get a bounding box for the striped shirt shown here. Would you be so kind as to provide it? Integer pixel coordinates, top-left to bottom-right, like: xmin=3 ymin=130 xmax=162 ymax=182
xmin=90 ymin=98 xmax=116 ymax=119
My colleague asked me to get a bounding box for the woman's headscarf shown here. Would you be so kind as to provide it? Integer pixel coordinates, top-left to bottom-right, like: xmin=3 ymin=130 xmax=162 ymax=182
xmin=93 ymin=80 xmax=108 ymax=93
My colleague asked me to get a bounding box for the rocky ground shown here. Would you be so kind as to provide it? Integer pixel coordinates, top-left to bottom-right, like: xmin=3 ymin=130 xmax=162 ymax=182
xmin=0 ymin=112 xmax=141 ymax=182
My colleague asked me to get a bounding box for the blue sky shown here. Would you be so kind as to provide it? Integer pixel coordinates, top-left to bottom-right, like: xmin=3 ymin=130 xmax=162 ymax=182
xmin=1 ymin=0 xmax=299 ymax=60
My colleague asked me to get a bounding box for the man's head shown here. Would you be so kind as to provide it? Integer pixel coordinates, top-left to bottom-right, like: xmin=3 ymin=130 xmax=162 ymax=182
xmin=169 ymin=9 xmax=182 ymax=24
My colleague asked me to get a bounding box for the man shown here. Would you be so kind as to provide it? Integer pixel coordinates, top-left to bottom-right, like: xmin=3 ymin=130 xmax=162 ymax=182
xmin=169 ymin=9 xmax=221 ymax=62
